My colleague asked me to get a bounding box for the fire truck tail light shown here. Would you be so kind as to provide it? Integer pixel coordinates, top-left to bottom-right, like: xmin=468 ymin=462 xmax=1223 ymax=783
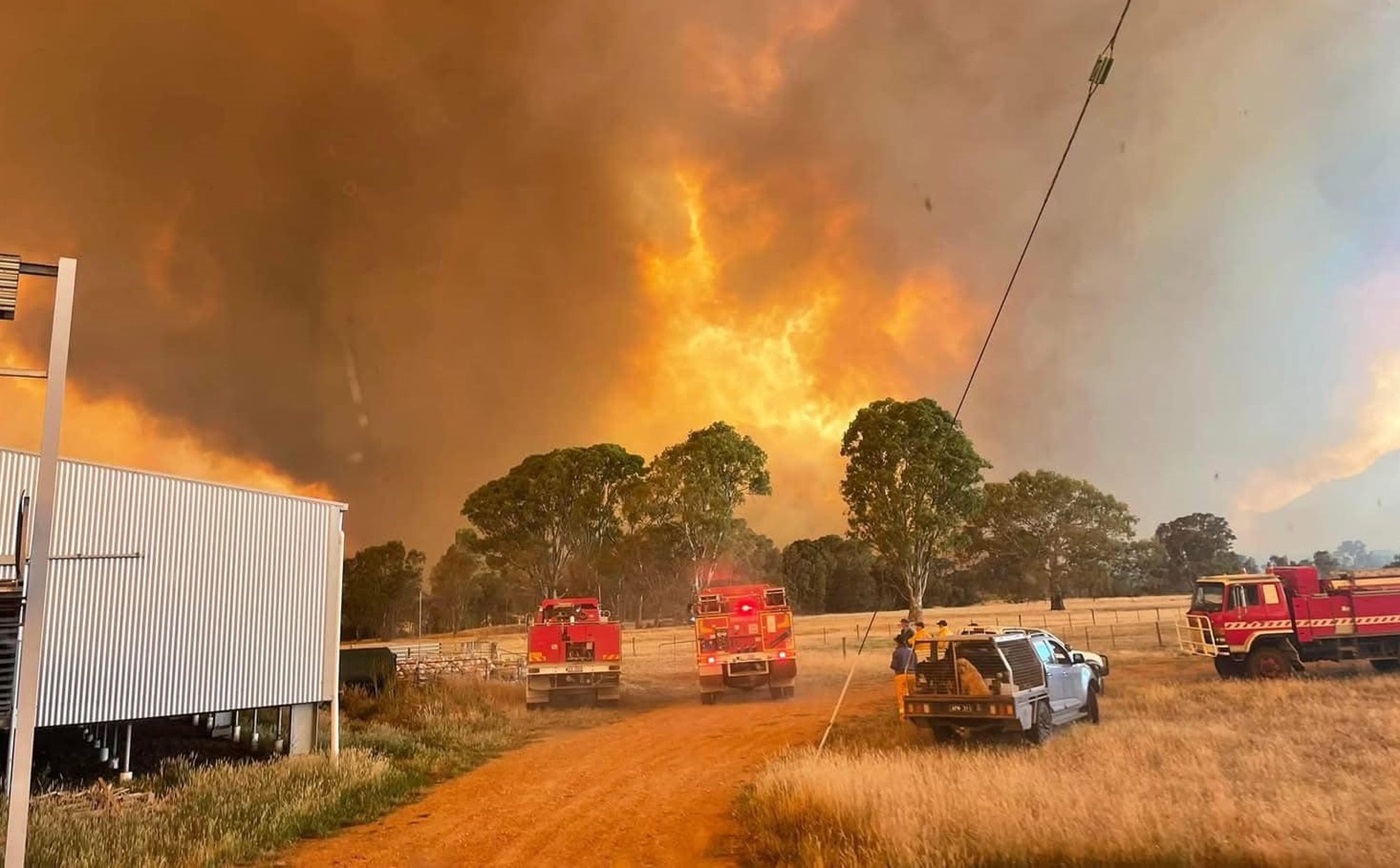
xmin=739 ymin=603 xmax=754 ymax=614
xmin=778 ymin=651 xmax=787 ymax=659
xmin=707 ymin=656 xmax=716 ymax=664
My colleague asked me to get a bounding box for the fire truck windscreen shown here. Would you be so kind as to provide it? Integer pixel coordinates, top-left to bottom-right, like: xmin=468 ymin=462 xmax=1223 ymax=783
xmin=1192 ymin=582 xmax=1225 ymax=613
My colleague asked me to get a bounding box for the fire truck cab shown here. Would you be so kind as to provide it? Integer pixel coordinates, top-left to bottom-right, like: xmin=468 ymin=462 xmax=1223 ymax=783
xmin=526 ymin=596 xmax=622 ymax=708
xmin=1178 ymin=566 xmax=1400 ymax=679
xmin=693 ymin=583 xmax=797 ymax=704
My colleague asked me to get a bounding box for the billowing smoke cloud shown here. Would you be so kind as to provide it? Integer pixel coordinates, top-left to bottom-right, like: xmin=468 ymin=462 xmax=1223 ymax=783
xmin=3 ymin=1 xmax=1398 ymax=556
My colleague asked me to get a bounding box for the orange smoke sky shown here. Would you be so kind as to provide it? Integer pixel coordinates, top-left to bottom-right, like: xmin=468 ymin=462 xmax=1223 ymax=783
xmin=0 ymin=344 xmax=335 ymax=502
xmin=1237 ymin=347 xmax=1400 ymax=515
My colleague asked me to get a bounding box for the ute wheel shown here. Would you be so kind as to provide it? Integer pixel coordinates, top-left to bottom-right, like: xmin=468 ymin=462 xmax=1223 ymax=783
xmin=1084 ymin=687 xmax=1100 ymax=725
xmin=1370 ymin=659 xmax=1400 ymax=673
xmin=1025 ymin=700 xmax=1053 ymax=746
xmin=1213 ymin=657 xmax=1246 ymax=680
xmin=1245 ymin=646 xmax=1294 ymax=680
xmin=700 ymin=692 xmax=717 ymax=705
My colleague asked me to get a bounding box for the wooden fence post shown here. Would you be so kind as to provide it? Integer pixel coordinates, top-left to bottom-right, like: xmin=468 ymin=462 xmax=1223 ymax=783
xmin=843 ymin=637 xmax=847 ymax=659
xmin=1155 ymin=622 xmax=1164 ymax=648
xmin=1084 ymin=627 xmax=1092 ymax=650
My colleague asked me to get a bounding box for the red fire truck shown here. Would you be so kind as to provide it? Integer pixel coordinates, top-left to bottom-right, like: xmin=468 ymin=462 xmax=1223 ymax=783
xmin=525 ymin=597 xmax=622 ymax=708
xmin=1178 ymin=566 xmax=1400 ymax=678
xmin=692 ymin=582 xmax=797 ymax=704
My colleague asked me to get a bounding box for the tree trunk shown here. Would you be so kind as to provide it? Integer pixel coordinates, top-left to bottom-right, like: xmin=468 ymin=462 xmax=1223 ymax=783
xmin=1049 ymin=592 xmax=1066 ymax=611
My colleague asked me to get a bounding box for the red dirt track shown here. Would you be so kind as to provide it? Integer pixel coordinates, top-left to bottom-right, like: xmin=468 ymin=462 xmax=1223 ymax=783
xmin=282 ymin=682 xmax=886 ymax=868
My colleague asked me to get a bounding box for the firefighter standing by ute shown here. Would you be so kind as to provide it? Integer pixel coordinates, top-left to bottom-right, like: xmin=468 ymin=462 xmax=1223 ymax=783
xmin=934 ymin=619 xmax=952 ymax=659
xmin=891 ymin=635 xmax=915 ymax=719
xmin=911 ymin=620 xmax=933 ymax=660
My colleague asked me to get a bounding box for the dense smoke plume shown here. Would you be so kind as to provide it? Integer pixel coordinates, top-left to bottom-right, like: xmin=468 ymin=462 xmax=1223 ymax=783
xmin=2 ymin=1 xmax=1398 ymax=556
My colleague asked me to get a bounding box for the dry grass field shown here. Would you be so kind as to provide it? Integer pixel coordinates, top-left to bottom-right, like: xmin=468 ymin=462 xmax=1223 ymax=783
xmin=31 ymin=593 xmax=1391 ymax=868
xmin=736 ymin=643 xmax=1400 ymax=867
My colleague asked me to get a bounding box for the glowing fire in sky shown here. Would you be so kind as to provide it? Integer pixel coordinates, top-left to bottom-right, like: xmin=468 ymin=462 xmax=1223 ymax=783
xmin=608 ymin=162 xmax=980 ymax=538
xmin=0 ymin=344 xmax=335 ymax=500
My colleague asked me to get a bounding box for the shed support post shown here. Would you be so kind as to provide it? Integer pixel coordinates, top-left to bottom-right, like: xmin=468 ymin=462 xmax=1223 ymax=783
xmin=288 ymin=703 xmax=315 ymax=756
xmin=249 ymin=708 xmax=260 ymax=749
xmin=118 ymin=723 xmax=133 ymax=782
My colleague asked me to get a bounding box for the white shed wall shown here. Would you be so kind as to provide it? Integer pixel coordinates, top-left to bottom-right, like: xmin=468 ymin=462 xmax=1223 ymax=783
xmin=0 ymin=449 xmax=345 ymax=727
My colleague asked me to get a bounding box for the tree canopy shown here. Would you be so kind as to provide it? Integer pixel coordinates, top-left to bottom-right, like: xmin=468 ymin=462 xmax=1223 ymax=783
xmin=1154 ymin=513 xmax=1244 ymax=590
xmin=341 ymin=540 xmax=425 ymax=640
xmin=461 ymin=443 xmax=644 ymax=597
xmin=640 ymin=421 xmax=772 ymax=593
xmin=967 ymin=470 xmax=1138 ymax=610
xmin=840 ymin=397 xmax=989 ymax=620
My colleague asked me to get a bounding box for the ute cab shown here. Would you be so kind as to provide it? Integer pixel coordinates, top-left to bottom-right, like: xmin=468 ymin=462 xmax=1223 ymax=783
xmin=693 ymin=583 xmax=797 ymax=704
xmin=526 ymin=596 xmax=622 ymax=708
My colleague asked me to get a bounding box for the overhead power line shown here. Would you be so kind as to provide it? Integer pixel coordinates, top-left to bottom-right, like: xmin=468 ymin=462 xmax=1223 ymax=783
xmin=953 ymin=0 xmax=1133 ymax=423
xmin=817 ymin=0 xmax=1134 ymax=753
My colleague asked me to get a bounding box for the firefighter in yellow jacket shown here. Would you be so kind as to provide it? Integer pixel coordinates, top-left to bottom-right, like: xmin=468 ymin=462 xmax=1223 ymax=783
xmin=934 ymin=618 xmax=953 ymax=659
xmin=911 ymin=620 xmax=934 ymax=661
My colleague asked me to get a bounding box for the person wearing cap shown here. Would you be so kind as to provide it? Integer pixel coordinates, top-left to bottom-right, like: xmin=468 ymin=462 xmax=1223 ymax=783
xmin=890 ymin=634 xmax=916 ymax=719
xmin=896 ymin=618 xmax=914 ymax=646
xmin=935 ymin=618 xmax=953 ymax=659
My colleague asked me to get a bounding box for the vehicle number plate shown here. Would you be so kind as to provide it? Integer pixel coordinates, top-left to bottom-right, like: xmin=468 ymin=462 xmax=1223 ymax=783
xmin=566 ymin=664 xmax=583 ymax=672
xmin=948 ymin=703 xmax=972 ymax=712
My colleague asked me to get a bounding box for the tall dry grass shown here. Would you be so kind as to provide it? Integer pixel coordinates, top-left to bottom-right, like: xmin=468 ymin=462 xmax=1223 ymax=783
xmin=4 ymin=678 xmax=529 ymax=867
xmin=737 ymin=660 xmax=1400 ymax=867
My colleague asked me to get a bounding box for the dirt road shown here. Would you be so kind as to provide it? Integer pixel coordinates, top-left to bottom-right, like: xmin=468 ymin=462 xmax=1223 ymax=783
xmin=283 ymin=679 xmax=887 ymax=868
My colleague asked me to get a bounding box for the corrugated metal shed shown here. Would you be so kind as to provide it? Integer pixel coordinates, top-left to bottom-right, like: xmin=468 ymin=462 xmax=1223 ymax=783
xmin=0 ymin=448 xmax=346 ymax=727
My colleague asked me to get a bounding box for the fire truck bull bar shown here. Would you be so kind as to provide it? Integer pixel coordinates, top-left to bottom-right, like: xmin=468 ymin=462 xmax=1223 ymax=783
xmin=1175 ymin=614 xmax=1224 ymax=657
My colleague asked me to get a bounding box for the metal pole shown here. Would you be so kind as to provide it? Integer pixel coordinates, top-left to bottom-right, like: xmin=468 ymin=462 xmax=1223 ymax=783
xmin=119 ymin=722 xmax=133 ymax=782
xmin=5 ymin=257 xmax=76 ymax=868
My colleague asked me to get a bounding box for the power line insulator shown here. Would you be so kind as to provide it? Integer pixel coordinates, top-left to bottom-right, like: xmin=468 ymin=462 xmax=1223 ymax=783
xmin=1089 ymin=54 xmax=1114 ymax=86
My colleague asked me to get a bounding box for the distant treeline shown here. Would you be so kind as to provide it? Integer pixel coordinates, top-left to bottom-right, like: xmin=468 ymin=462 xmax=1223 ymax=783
xmin=338 ymin=398 xmax=1399 ymax=641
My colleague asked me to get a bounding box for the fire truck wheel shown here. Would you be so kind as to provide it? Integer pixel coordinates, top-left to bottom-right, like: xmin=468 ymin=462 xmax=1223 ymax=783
xmin=930 ymin=724 xmax=957 ymax=743
xmin=1213 ymin=657 xmax=1246 ymax=679
xmin=700 ymin=692 xmax=718 ymax=705
xmin=1245 ymin=646 xmax=1293 ymax=679
xmin=1025 ymin=700 xmax=1053 ymax=745
xmin=1370 ymin=659 xmax=1400 ymax=673
xmin=769 ymin=686 xmax=794 ymax=701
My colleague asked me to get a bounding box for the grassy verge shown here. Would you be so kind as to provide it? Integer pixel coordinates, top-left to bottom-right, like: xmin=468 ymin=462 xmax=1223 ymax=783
xmin=4 ymin=678 xmax=541 ymax=867
xmin=735 ymin=658 xmax=1400 ymax=867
